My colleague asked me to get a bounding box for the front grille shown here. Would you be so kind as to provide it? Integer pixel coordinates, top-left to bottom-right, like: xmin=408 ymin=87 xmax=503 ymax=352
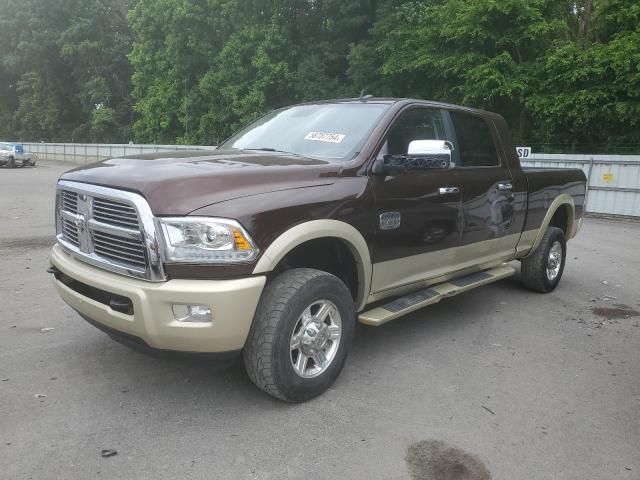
xmin=61 ymin=217 xmax=80 ymax=247
xmin=92 ymin=197 xmax=140 ymax=230
xmin=56 ymin=181 xmax=164 ymax=281
xmin=61 ymin=191 xmax=78 ymax=214
xmin=92 ymin=230 xmax=146 ymax=268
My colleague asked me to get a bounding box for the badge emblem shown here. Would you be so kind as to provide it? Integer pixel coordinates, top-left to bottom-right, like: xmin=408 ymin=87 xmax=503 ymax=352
xmin=379 ymin=212 xmax=401 ymax=230
xmin=74 ymin=215 xmax=86 ymax=232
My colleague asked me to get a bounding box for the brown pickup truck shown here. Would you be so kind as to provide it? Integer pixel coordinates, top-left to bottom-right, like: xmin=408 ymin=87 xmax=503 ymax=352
xmin=50 ymin=98 xmax=586 ymax=402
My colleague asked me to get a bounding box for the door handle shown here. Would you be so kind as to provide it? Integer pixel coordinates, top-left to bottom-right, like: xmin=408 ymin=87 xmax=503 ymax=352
xmin=497 ymin=182 xmax=513 ymax=191
xmin=439 ymin=187 xmax=460 ymax=195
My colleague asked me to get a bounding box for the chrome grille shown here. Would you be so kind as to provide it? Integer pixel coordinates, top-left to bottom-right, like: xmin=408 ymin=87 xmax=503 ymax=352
xmin=61 ymin=191 xmax=78 ymax=214
xmin=61 ymin=217 xmax=79 ymax=246
xmin=92 ymin=197 xmax=140 ymax=230
xmin=55 ymin=181 xmax=165 ymax=282
xmin=92 ymin=230 xmax=146 ymax=268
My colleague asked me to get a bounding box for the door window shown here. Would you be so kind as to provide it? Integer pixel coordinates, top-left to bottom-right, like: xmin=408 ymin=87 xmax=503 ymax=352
xmin=379 ymin=109 xmax=445 ymax=158
xmin=450 ymin=112 xmax=499 ymax=167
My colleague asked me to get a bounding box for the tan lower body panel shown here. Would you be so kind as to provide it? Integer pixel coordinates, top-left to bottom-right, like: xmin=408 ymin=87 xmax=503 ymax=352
xmin=51 ymin=244 xmax=266 ymax=353
xmin=370 ymin=232 xmax=530 ymax=294
xmin=359 ymin=264 xmax=516 ymax=326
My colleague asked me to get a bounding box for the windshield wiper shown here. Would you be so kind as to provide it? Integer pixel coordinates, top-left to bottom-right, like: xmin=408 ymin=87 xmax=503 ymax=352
xmin=243 ymin=147 xmax=299 ymax=156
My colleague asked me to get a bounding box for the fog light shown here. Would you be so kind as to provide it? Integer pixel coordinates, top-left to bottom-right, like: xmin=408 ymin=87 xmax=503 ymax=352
xmin=172 ymin=304 xmax=212 ymax=323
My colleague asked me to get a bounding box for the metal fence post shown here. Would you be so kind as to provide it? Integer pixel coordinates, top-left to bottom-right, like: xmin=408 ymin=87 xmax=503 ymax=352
xmin=584 ymin=157 xmax=595 ymax=214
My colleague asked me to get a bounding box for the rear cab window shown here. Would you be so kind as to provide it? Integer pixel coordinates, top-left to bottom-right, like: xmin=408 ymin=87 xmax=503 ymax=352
xmin=450 ymin=111 xmax=500 ymax=168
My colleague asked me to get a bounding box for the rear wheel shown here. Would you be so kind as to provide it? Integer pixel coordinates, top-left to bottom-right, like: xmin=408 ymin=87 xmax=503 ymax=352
xmin=243 ymin=268 xmax=355 ymax=402
xmin=521 ymin=226 xmax=566 ymax=293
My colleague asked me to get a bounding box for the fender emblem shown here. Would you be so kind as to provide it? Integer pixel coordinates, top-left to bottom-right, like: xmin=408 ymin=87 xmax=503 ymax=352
xmin=379 ymin=212 xmax=401 ymax=230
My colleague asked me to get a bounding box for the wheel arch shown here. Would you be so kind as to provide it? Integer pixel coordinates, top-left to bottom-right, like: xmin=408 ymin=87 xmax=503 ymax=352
xmin=252 ymin=220 xmax=372 ymax=311
xmin=527 ymin=194 xmax=575 ymax=256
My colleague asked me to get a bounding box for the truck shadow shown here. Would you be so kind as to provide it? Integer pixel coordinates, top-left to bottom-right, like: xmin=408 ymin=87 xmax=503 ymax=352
xmin=80 ymin=275 xmax=530 ymax=409
xmin=351 ymin=275 xmax=526 ymax=358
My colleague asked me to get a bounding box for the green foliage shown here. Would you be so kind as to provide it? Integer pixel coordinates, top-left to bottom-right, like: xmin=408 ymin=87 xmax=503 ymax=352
xmin=195 ymin=23 xmax=292 ymax=145
xmin=0 ymin=0 xmax=133 ymax=142
xmin=128 ymin=0 xmax=380 ymax=143
xmin=368 ymin=0 xmax=571 ymax=139
xmin=0 ymin=0 xmax=638 ymax=149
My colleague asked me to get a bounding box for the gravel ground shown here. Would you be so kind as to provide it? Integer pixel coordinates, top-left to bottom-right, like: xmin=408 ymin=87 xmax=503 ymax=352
xmin=1 ymin=161 xmax=639 ymax=480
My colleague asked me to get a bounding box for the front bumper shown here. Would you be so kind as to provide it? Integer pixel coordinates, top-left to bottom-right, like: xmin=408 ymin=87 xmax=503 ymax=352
xmin=50 ymin=244 xmax=266 ymax=353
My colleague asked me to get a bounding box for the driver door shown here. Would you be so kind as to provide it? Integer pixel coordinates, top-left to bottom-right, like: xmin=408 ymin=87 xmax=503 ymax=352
xmin=370 ymin=107 xmax=462 ymax=294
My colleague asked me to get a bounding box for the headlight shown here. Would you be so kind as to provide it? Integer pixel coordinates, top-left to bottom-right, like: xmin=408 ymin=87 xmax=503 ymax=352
xmin=157 ymin=217 xmax=259 ymax=263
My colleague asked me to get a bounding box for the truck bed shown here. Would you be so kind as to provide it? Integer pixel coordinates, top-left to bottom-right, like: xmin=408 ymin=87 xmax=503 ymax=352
xmin=521 ymin=167 xmax=587 ymax=233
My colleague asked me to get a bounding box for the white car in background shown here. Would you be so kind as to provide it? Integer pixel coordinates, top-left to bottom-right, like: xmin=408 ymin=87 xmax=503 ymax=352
xmin=0 ymin=142 xmax=37 ymax=168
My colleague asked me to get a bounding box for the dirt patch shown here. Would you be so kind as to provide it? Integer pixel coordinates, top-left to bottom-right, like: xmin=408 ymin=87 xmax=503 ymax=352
xmin=592 ymin=305 xmax=640 ymax=320
xmin=406 ymin=440 xmax=491 ymax=480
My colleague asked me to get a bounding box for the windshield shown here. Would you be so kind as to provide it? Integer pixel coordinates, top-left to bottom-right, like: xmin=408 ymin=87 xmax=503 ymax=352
xmin=219 ymin=103 xmax=390 ymax=161
xmin=0 ymin=144 xmax=12 ymax=151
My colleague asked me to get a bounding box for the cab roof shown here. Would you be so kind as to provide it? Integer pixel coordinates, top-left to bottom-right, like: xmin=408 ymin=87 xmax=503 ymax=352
xmin=295 ymin=97 xmax=497 ymax=118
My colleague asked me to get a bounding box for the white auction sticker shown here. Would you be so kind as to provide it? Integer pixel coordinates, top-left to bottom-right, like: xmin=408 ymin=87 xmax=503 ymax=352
xmin=304 ymin=131 xmax=346 ymax=144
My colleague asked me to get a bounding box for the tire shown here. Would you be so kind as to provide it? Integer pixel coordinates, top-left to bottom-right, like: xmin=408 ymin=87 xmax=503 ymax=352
xmin=521 ymin=226 xmax=566 ymax=293
xmin=7 ymin=157 xmax=15 ymax=168
xmin=243 ymin=268 xmax=356 ymax=402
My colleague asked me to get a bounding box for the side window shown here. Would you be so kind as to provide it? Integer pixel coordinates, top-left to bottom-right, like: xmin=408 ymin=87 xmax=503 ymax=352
xmin=450 ymin=112 xmax=499 ymax=167
xmin=382 ymin=109 xmax=445 ymax=157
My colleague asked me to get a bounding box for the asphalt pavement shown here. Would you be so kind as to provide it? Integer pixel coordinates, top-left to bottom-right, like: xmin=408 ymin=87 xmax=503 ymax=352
xmin=1 ymin=161 xmax=638 ymax=480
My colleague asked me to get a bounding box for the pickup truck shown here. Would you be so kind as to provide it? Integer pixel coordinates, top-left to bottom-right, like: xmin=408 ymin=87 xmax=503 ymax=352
xmin=49 ymin=98 xmax=586 ymax=402
xmin=0 ymin=142 xmax=37 ymax=168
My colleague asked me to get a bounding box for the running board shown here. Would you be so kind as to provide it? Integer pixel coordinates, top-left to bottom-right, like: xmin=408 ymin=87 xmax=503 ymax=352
xmin=358 ymin=264 xmax=516 ymax=326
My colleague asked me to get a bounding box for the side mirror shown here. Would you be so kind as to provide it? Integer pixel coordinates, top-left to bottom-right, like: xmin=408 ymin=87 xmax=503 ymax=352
xmin=373 ymin=140 xmax=454 ymax=175
xmin=407 ymin=139 xmax=454 ymax=157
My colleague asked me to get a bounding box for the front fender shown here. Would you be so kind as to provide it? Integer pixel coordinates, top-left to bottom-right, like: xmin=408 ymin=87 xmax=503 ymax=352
xmin=252 ymin=220 xmax=372 ymax=311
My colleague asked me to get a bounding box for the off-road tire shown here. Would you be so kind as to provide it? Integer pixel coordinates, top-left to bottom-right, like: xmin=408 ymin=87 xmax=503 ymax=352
xmin=521 ymin=226 xmax=566 ymax=293
xmin=243 ymin=268 xmax=355 ymax=402
xmin=7 ymin=156 xmax=15 ymax=168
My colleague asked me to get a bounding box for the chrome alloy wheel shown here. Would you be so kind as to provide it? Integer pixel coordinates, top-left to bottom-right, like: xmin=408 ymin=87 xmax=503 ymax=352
xmin=290 ymin=300 xmax=342 ymax=379
xmin=546 ymin=240 xmax=563 ymax=281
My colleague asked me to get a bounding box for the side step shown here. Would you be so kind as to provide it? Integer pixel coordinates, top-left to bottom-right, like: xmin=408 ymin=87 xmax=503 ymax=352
xmin=358 ymin=264 xmax=516 ymax=326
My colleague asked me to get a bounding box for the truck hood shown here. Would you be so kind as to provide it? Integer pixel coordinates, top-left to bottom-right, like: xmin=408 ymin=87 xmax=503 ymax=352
xmin=60 ymin=150 xmax=341 ymax=215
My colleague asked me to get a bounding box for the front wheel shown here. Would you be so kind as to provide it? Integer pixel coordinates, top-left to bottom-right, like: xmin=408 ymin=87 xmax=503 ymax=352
xmin=521 ymin=226 xmax=566 ymax=293
xmin=7 ymin=157 xmax=15 ymax=168
xmin=243 ymin=268 xmax=355 ymax=402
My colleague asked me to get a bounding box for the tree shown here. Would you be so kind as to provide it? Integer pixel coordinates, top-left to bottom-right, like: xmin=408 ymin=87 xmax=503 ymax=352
xmin=0 ymin=0 xmax=133 ymax=142
xmin=129 ymin=0 xmax=380 ymax=143
xmin=359 ymin=0 xmax=570 ymax=140
xmin=526 ymin=0 xmax=640 ymax=149
xmin=0 ymin=0 xmax=638 ymax=150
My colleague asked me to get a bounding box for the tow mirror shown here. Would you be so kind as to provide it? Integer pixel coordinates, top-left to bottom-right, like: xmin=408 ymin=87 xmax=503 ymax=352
xmin=373 ymin=140 xmax=454 ymax=174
